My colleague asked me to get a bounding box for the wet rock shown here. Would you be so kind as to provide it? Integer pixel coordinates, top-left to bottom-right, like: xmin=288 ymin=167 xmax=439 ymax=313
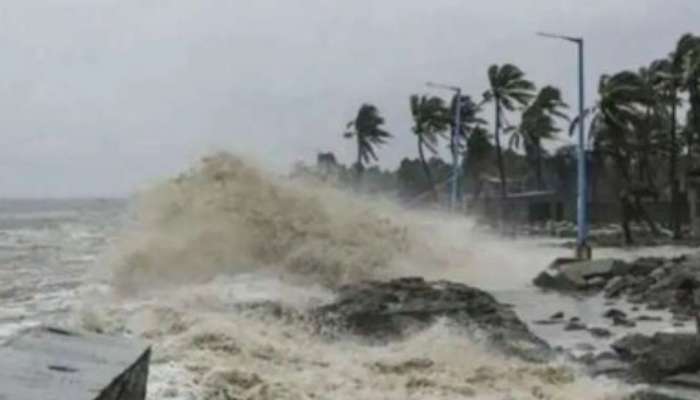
xmin=574 ymin=342 xmax=595 ymax=352
xmin=650 ymin=267 xmax=667 ymax=281
xmin=587 ymin=276 xmax=607 ymax=288
xmin=647 ymin=301 xmax=667 ymax=311
xmin=575 ymin=352 xmax=595 ymax=365
xmin=534 ymin=319 xmax=563 ymax=325
xmin=312 ymin=277 xmax=551 ymax=362
xmin=674 ymin=315 xmax=692 ymax=322
xmin=564 ymin=320 xmax=587 ymax=331
xmin=612 ymin=333 xmax=656 ymax=361
xmin=591 ymin=357 xmax=628 ymax=377
xmin=663 ymin=372 xmax=700 ymax=389
xmin=605 ymin=276 xmax=628 ymax=298
xmin=637 ymin=315 xmax=664 ymax=322
xmin=604 ymin=308 xmax=627 ymax=319
xmin=589 ymin=327 xmax=612 ymax=338
xmin=550 ymin=311 xmax=564 ymax=320
xmin=630 ymin=257 xmax=665 ymax=276
xmin=612 ymin=333 xmax=700 ymax=383
xmin=613 ymin=316 xmax=636 ymax=328
xmin=533 ymin=258 xmax=627 ymax=291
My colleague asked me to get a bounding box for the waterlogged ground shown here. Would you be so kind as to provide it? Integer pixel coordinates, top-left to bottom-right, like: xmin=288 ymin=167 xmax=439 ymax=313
xmin=0 ymin=159 xmax=697 ymax=399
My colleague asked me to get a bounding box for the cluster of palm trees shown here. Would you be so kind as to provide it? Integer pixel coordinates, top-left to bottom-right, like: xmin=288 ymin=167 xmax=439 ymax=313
xmin=343 ymin=33 xmax=700 ymax=243
xmin=570 ymin=33 xmax=700 ymax=242
xmin=344 ymin=64 xmax=568 ymax=201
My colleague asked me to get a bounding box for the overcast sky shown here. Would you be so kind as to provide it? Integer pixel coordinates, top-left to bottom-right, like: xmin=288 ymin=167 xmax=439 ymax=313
xmin=0 ymin=0 xmax=698 ymax=197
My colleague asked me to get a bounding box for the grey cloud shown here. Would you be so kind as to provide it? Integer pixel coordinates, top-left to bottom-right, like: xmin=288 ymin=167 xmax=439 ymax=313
xmin=0 ymin=0 xmax=697 ymax=196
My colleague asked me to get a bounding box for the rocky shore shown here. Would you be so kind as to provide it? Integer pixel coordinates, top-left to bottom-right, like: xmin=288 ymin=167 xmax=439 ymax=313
xmin=533 ymin=254 xmax=700 ymax=397
xmin=534 ymin=255 xmax=700 ymax=320
xmin=233 ymin=275 xmax=700 ymax=399
xmin=311 ymin=277 xmax=552 ymax=362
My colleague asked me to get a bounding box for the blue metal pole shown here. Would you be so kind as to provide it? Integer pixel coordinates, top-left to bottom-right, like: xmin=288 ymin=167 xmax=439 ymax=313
xmin=577 ymin=39 xmax=588 ymax=253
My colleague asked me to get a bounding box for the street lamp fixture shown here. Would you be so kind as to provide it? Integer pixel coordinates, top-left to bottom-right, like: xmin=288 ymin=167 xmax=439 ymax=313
xmin=426 ymin=81 xmax=462 ymax=211
xmin=537 ymin=32 xmax=591 ymax=259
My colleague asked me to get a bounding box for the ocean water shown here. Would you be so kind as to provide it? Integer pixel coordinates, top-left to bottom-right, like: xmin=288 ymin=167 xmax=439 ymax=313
xmin=0 ymin=155 xmax=696 ymax=399
xmin=0 ymin=198 xmax=125 ymax=341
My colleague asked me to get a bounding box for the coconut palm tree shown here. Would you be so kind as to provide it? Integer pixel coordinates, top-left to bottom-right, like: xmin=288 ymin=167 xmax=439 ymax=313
xmin=572 ymin=71 xmax=656 ymax=244
xmin=509 ymin=86 xmax=568 ymax=189
xmin=484 ymin=64 xmax=536 ymax=199
xmin=648 ymin=34 xmax=700 ymax=238
xmin=463 ymin=126 xmax=493 ymax=203
xmin=676 ymin=34 xmax=700 ymax=168
xmin=344 ymin=104 xmax=391 ymax=177
xmin=647 ymin=57 xmax=683 ymax=238
xmin=409 ymin=95 xmax=450 ymax=198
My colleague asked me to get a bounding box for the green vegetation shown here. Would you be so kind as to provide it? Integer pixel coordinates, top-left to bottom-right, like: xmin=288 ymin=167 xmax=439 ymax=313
xmin=304 ymin=33 xmax=700 ymax=244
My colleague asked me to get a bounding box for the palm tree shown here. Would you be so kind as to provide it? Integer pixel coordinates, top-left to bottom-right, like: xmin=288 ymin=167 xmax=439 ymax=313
xmin=572 ymin=71 xmax=656 ymax=244
xmin=648 ymin=57 xmax=683 ymax=238
xmin=409 ymin=95 xmax=449 ymax=198
xmin=463 ymin=126 xmax=493 ymax=203
xmin=484 ymin=64 xmax=536 ymax=199
xmin=344 ymin=104 xmax=391 ymax=177
xmin=509 ymin=86 xmax=568 ymax=189
xmin=676 ymin=34 xmax=700 ymax=169
xmin=649 ymin=34 xmax=700 ymax=238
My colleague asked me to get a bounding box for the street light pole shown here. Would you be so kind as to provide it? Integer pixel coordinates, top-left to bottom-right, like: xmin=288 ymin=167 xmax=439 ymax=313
xmin=427 ymin=82 xmax=462 ymax=211
xmin=537 ymin=32 xmax=591 ymax=259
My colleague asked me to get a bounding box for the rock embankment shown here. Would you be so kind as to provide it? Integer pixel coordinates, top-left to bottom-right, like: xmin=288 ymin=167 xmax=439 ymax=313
xmin=534 ymin=254 xmax=700 ymax=319
xmin=312 ymin=277 xmax=552 ymax=361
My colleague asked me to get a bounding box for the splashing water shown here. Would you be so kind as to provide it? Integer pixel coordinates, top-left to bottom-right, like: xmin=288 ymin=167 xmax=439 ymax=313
xmin=111 ymin=152 xmax=416 ymax=292
xmin=87 ymin=153 xmax=633 ymax=399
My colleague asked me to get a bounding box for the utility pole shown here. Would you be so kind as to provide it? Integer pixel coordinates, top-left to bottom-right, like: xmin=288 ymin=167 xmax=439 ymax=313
xmin=537 ymin=32 xmax=591 ymax=259
xmin=427 ymin=82 xmax=462 ymax=211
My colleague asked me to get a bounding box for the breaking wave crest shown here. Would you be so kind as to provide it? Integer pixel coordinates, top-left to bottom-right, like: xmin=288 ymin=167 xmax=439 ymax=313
xmin=87 ymin=152 xmax=634 ymax=399
xmin=111 ymin=152 xmax=417 ymax=293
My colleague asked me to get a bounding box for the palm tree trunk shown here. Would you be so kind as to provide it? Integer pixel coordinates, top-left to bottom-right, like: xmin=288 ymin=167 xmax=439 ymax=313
xmin=621 ymin=192 xmax=634 ymax=245
xmin=638 ymin=107 xmax=651 ymax=183
xmin=614 ymin=153 xmax=635 ymax=245
xmin=535 ymin=143 xmax=544 ymax=190
xmin=494 ymin=100 xmax=507 ymax=199
xmin=687 ymin=82 xmax=698 ymax=171
xmin=418 ymin=137 xmax=438 ymax=202
xmin=670 ymin=88 xmax=682 ymax=239
xmin=356 ymin=137 xmax=363 ymax=175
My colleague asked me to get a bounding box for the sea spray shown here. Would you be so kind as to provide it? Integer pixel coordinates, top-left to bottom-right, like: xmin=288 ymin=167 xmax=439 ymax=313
xmin=111 ymin=152 xmax=411 ymax=293
xmin=97 ymin=153 xmax=632 ymax=399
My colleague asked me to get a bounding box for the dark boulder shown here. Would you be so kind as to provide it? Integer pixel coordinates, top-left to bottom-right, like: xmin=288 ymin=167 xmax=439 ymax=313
xmin=534 ymin=258 xmax=628 ymax=291
xmin=564 ymin=320 xmax=587 ymax=331
xmin=312 ymin=277 xmax=551 ymax=362
xmin=589 ymin=327 xmax=612 ymax=338
xmin=605 ymin=276 xmax=629 ymax=298
xmin=550 ymin=311 xmax=565 ymax=320
xmin=612 ymin=334 xmax=656 ymax=361
xmin=612 ymin=333 xmax=700 ymax=383
xmin=604 ymin=308 xmax=627 ymax=319
xmin=629 ymin=257 xmax=665 ymax=276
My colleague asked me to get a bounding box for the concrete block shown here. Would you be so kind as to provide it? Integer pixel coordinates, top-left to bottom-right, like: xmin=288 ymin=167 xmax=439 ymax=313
xmin=0 ymin=327 xmax=150 ymax=400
